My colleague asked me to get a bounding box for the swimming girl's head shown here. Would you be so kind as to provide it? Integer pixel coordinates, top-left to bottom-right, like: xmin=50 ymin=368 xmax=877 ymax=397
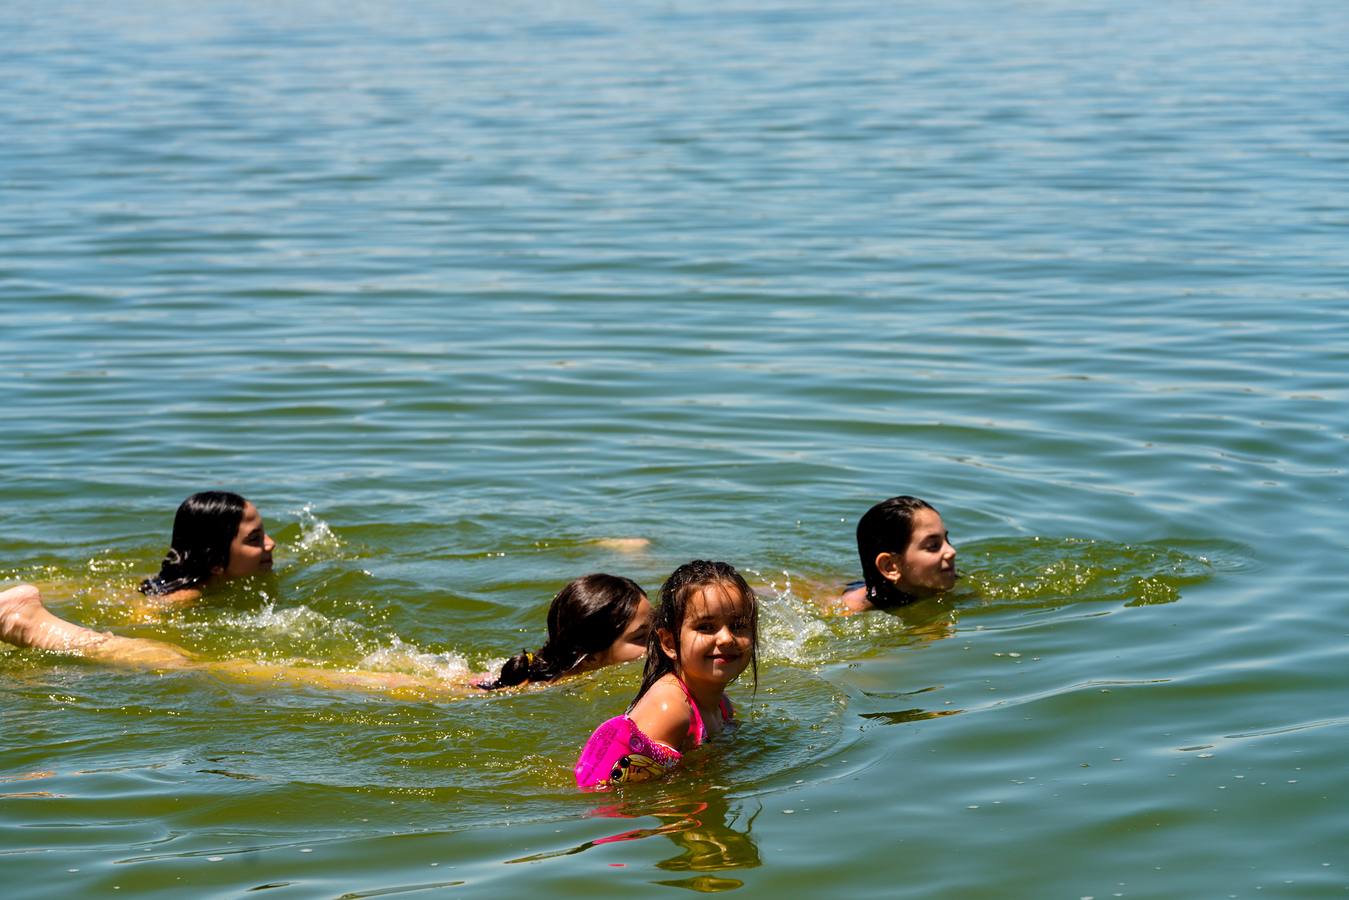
xmin=139 ymin=491 xmax=275 ymax=595
xmin=632 ymin=560 xmax=758 ymax=705
xmin=478 ymin=574 xmax=651 ymax=690
xmin=856 ymin=495 xmax=957 ymax=608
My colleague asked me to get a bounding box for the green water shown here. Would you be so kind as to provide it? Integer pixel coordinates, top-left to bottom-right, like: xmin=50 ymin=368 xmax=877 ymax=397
xmin=3 ymin=1 xmax=1348 ymax=896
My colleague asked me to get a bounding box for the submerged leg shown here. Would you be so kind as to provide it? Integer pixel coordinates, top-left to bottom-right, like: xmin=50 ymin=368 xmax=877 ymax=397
xmin=1 ymin=583 xmax=194 ymax=668
xmin=200 ymin=658 xmax=467 ymax=700
xmin=3 ymin=584 xmax=463 ymax=697
xmin=2 ymin=583 xmax=110 ymax=653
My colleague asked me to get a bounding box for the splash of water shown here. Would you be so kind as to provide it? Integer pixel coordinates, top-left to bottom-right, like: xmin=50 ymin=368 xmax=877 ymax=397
xmin=292 ymin=504 xmax=343 ymax=554
xmin=358 ymin=635 xmax=472 ymax=681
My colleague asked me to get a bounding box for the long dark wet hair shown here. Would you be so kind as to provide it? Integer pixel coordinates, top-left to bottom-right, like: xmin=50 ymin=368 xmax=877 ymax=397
xmin=856 ymin=495 xmax=937 ymax=609
xmin=629 ymin=560 xmax=758 ymax=711
xmin=139 ymin=491 xmax=249 ymax=596
xmin=476 ymin=574 xmax=647 ymax=690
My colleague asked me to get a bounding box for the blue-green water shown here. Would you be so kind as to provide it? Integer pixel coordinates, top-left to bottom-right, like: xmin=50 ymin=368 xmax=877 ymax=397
xmin=3 ymin=1 xmax=1348 ymax=896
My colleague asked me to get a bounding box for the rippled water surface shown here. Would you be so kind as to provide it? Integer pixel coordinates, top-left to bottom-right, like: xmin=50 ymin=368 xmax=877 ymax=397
xmin=3 ymin=1 xmax=1348 ymax=896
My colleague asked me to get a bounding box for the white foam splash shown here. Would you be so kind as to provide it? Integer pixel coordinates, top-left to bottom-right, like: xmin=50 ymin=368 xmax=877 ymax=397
xmin=293 ymin=504 xmax=342 ymax=553
xmin=218 ymin=603 xmax=357 ymax=641
xmin=753 ymin=571 xmax=835 ymax=666
xmin=358 ymin=635 xmax=472 ymax=681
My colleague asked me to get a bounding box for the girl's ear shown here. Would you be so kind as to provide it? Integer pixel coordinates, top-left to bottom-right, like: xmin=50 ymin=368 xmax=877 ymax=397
xmin=874 ymin=552 xmax=903 ymax=584
xmin=210 ymin=565 xmax=225 ymax=576
xmin=657 ymin=627 xmax=678 ymax=661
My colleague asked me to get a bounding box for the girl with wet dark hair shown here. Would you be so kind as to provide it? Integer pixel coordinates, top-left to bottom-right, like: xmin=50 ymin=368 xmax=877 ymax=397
xmin=840 ymin=495 xmax=957 ymax=611
xmin=575 ymin=560 xmax=758 ymax=789
xmin=629 ymin=560 xmax=758 ymax=706
xmin=139 ymin=491 xmax=275 ymax=600
xmin=473 ymin=574 xmax=651 ymax=690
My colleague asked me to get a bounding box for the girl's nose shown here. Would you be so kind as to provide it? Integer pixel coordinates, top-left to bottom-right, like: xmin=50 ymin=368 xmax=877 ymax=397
xmin=265 ymin=535 xmax=276 ymax=552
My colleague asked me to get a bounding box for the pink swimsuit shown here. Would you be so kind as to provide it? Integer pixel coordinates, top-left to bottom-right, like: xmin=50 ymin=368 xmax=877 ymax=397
xmin=574 ymin=679 xmax=734 ymax=790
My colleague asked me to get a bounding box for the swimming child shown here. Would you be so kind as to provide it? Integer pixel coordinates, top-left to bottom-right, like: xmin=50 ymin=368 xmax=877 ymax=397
xmin=138 ymin=491 xmax=276 ymax=606
xmin=474 ymin=574 xmax=651 ymax=689
xmin=0 ymin=573 xmax=651 ymax=698
xmin=838 ymin=495 xmax=958 ymax=612
xmin=574 ymin=560 xmax=757 ymax=790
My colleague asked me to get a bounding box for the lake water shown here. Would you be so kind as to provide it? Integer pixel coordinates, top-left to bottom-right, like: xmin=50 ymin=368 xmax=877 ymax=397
xmin=3 ymin=0 xmax=1347 ymax=896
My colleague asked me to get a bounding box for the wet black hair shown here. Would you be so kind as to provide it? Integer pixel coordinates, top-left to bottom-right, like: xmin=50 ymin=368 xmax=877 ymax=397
xmin=855 ymin=495 xmax=938 ymax=608
xmin=476 ymin=573 xmax=647 ymax=690
xmin=139 ymin=491 xmax=250 ymax=596
xmin=629 ymin=560 xmax=758 ymax=711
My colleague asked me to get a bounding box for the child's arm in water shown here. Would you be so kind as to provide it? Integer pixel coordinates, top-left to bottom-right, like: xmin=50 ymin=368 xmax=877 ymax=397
xmin=835 ymin=584 xmax=872 ymax=612
xmin=627 ymin=674 xmax=694 ymax=753
xmin=794 ymin=576 xmax=869 ymax=615
xmin=126 ymin=586 xmax=205 ymax=622
xmin=573 ymin=673 xmax=692 ymax=789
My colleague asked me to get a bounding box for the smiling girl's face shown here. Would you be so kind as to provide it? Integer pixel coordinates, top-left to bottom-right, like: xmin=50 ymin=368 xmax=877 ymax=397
xmin=661 ymin=582 xmax=753 ymax=689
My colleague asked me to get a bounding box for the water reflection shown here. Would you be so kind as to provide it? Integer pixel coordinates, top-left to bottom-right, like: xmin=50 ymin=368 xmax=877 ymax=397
xmin=594 ymin=796 xmax=762 ymax=892
xmin=507 ymin=795 xmax=760 ymax=891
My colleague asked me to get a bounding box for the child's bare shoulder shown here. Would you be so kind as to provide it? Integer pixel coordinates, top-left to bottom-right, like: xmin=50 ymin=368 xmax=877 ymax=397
xmin=629 ymin=676 xmax=691 ymax=748
xmin=632 ymin=674 xmax=687 ymax=713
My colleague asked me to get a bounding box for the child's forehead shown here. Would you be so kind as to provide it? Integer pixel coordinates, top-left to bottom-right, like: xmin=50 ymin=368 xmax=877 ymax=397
xmin=686 ymin=582 xmax=751 ymax=617
xmin=907 ymin=509 xmax=945 ymax=536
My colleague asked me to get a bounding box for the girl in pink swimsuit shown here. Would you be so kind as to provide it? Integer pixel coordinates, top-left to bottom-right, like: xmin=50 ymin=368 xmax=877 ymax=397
xmin=575 ymin=560 xmax=758 ymax=790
